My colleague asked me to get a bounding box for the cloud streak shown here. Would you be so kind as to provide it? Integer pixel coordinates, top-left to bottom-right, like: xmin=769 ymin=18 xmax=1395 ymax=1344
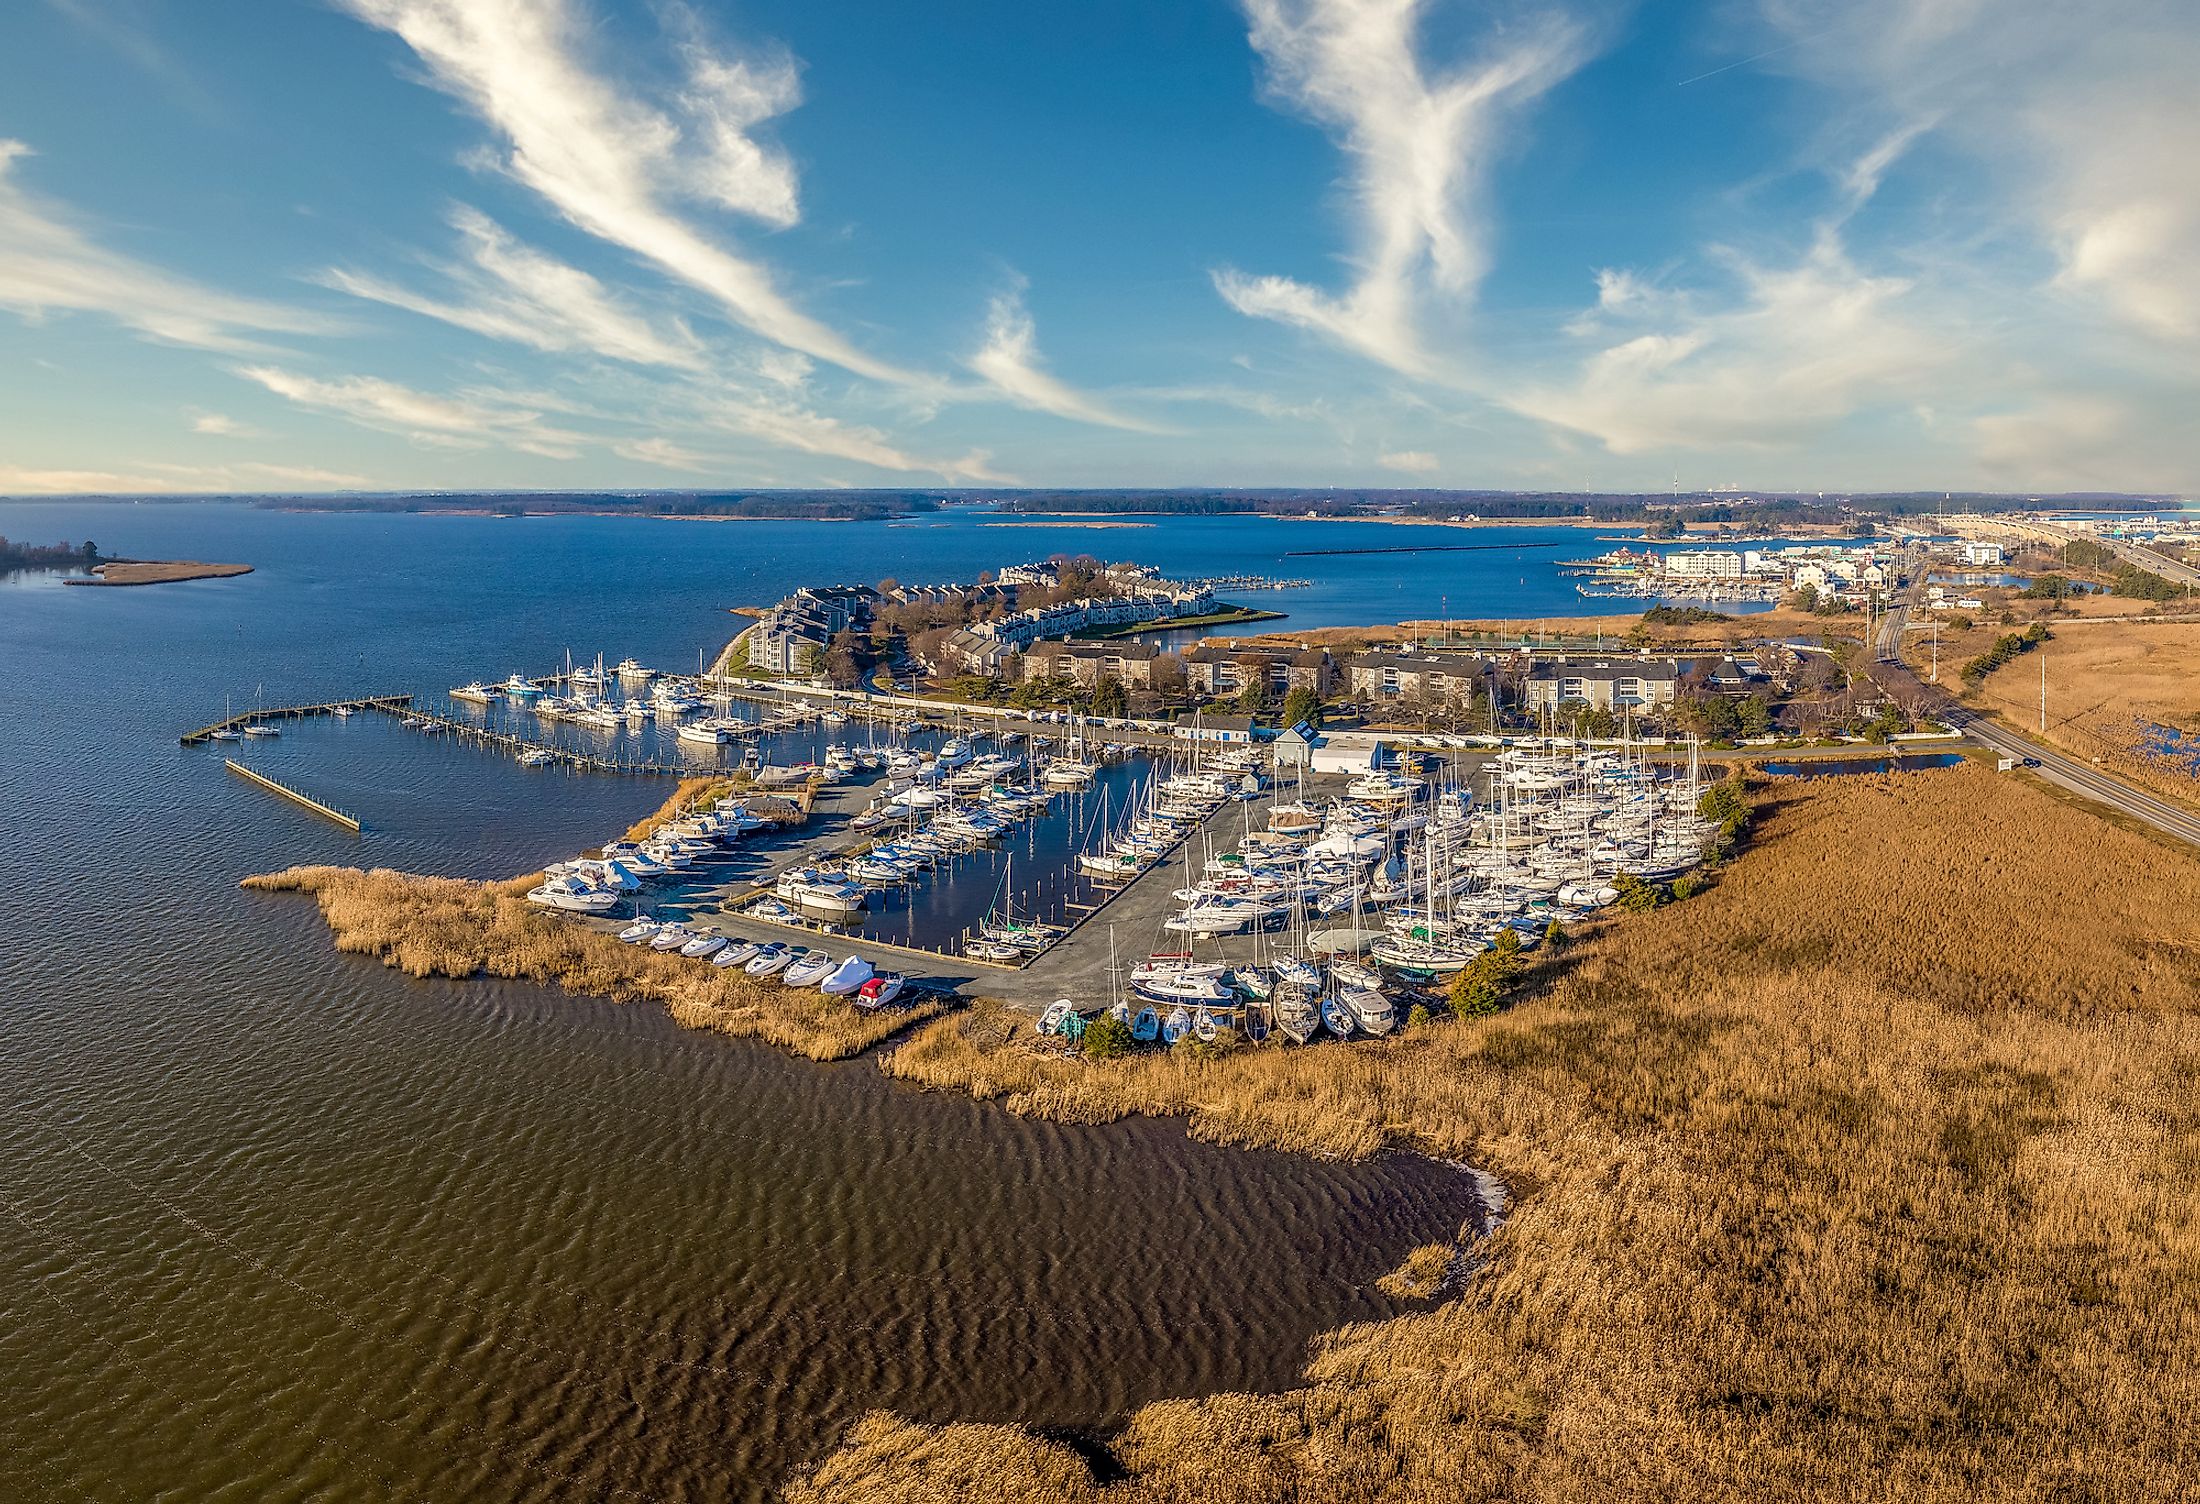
xmin=322 ymin=205 xmax=707 ymax=369
xmin=236 ymin=364 xmax=588 ymax=458
xmin=0 ymin=140 xmax=329 ymax=351
xmin=338 ymin=0 xmax=922 ymax=383
xmin=1214 ymin=0 xmax=1591 ymax=376
xmin=968 ymin=285 xmax=1166 ymax=432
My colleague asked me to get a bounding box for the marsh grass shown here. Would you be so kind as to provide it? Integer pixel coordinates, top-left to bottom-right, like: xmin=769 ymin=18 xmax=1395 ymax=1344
xmin=241 ymin=864 xmax=945 ymax=1060
xmin=794 ymin=766 xmax=2200 ymax=1503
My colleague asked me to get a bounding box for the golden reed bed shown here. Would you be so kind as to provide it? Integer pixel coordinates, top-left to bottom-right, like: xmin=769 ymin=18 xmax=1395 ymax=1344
xmin=244 ymin=778 xmax=940 ymax=1060
xmin=791 ymin=766 xmax=2200 ymax=1503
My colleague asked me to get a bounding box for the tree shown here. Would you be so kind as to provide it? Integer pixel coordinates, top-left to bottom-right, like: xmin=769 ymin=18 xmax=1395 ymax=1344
xmin=823 ymin=628 xmax=868 ymax=688
xmin=1149 ymin=653 xmax=1188 ymax=696
xmin=1234 ymin=676 xmax=1270 ymax=715
xmin=1090 ymin=674 xmax=1130 ymax=719
xmin=1280 ymin=685 xmax=1322 ymax=729
xmin=1736 ymin=694 xmax=1773 ymax=738
xmin=1613 ymin=873 xmax=1666 ymax=913
xmin=798 ymin=643 xmax=828 ymax=679
xmin=1448 ymin=929 xmax=1523 ymax=1018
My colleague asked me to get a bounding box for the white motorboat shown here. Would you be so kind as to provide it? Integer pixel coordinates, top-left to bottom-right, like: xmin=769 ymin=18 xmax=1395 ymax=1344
xmin=451 ymin=682 xmax=501 ymax=705
xmin=503 ymin=674 xmax=543 ymax=700
xmin=855 ymin=972 xmax=906 ymax=1010
xmin=526 ymin=877 xmax=617 ymax=913
xmin=617 ymin=919 xmax=662 ymax=943
xmin=677 ymin=722 xmax=731 ymax=745
xmin=649 ymin=925 xmax=695 ymax=951
xmin=680 ymin=933 xmax=728 ymax=959
xmin=745 ymin=943 xmax=794 ymax=976
xmin=783 ymin=949 xmax=834 ymax=988
xmin=710 ymin=944 xmax=751 ymax=967
xmin=819 ymin=955 xmax=875 ymax=995
xmin=1037 ymin=999 xmax=1078 ymax=1035
xmin=777 ymin=871 xmax=866 ymax=915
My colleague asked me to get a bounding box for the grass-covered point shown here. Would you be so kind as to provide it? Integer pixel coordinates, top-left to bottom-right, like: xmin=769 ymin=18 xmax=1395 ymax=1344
xmin=795 ymin=765 xmax=2200 ymax=1504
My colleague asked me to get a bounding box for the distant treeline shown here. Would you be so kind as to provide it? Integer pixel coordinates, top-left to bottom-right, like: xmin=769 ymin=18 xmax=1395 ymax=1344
xmin=249 ymin=487 xmax=2170 ymax=523
xmin=0 ymin=537 xmax=98 ymax=574
xmin=262 ymin=492 xmax=947 ymax=521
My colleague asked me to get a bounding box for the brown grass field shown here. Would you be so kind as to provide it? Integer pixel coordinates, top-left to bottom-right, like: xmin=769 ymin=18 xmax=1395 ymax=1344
xmin=1919 ymin=614 xmax=2200 ymax=810
xmin=788 ymin=766 xmax=2200 ymax=1503
xmin=242 ymin=864 xmax=946 ymax=1059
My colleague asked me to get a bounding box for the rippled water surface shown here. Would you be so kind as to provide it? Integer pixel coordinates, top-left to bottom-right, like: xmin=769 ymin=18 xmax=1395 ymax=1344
xmin=0 ymin=503 xmax=1476 ymax=1502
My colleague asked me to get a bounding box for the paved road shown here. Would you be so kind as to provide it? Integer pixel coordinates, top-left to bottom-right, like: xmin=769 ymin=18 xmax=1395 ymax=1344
xmin=1871 ymin=653 xmax=2200 ymax=848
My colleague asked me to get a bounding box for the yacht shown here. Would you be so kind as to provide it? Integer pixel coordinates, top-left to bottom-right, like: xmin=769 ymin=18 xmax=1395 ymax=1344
xmin=503 ymin=674 xmax=544 ymax=700
xmin=241 ymin=722 xmax=279 ymax=738
xmin=526 ymin=877 xmax=617 ymax=913
xmin=677 ymin=722 xmax=731 ymax=745
xmin=451 ymin=682 xmax=501 ymax=705
xmin=776 ymin=870 xmax=866 ymax=915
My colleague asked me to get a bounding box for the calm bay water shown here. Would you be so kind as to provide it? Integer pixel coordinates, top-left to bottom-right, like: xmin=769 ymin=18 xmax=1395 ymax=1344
xmin=0 ymin=502 xmax=1499 ymax=1503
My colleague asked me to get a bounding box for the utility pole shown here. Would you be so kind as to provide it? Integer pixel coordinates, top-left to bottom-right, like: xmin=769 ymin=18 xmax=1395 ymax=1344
xmin=2040 ymin=642 xmax=2047 ymax=732
xmin=1930 ymin=619 xmax=1938 ymax=683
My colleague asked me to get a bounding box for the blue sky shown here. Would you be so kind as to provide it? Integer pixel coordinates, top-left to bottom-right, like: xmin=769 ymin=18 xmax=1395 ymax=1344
xmin=1 ymin=0 xmax=2193 ymax=495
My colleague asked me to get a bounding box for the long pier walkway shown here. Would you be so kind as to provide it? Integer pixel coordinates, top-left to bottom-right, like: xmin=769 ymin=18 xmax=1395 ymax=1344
xmin=180 ymin=695 xmax=412 ymax=745
xmin=367 ymin=703 xmax=686 ymax=775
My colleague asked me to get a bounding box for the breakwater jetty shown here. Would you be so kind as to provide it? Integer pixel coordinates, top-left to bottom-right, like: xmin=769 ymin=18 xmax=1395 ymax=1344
xmin=225 ymin=759 xmax=361 ymax=832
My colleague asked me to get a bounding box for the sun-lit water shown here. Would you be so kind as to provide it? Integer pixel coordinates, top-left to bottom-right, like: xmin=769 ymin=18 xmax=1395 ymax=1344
xmin=0 ymin=501 xmax=1495 ymax=1502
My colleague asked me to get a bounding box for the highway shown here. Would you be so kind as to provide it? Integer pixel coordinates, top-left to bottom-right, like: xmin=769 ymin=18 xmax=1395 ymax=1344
xmin=1869 ymin=577 xmax=2200 ymax=848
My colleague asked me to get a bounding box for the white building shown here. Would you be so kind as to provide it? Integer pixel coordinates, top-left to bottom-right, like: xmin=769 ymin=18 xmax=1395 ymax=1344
xmin=1664 ymin=549 xmax=1746 ymax=580
xmin=1960 ymin=540 xmax=2006 ymax=566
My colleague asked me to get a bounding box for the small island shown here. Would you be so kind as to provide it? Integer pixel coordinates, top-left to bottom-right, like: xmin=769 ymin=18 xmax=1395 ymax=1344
xmin=67 ymin=559 xmax=255 ymax=586
xmin=3 ymin=535 xmax=252 ymax=586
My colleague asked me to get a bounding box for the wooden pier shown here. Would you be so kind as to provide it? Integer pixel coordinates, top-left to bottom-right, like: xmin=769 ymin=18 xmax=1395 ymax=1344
xmin=225 ymin=760 xmax=362 ymax=832
xmin=180 ymin=695 xmax=412 ymax=745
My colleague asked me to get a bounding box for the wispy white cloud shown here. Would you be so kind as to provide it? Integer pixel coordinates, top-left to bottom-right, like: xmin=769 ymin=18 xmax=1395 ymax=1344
xmin=1509 ymin=231 xmax=1946 ymax=455
xmin=694 ymin=387 xmax=1011 ymax=481
xmin=0 ymin=459 xmax=372 ymax=494
xmin=1377 ymin=448 xmax=1440 ymax=474
xmin=322 ymin=205 xmax=706 ymax=368
xmin=236 ymin=364 xmax=587 ymax=458
xmin=1214 ymin=0 xmax=1591 ymax=377
xmin=338 ymin=0 xmax=921 ymax=384
xmin=1752 ymin=0 xmax=2200 ymax=343
xmin=968 ymin=283 xmax=1165 ymax=432
xmin=189 ymin=410 xmax=259 ymax=437
xmin=0 ymin=141 xmax=330 ymax=352
xmin=612 ymin=435 xmax=718 ymax=472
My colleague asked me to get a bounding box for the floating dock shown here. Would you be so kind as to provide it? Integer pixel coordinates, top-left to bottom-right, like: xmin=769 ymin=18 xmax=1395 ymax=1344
xmin=180 ymin=695 xmax=412 ymax=745
xmin=225 ymin=760 xmax=361 ymax=832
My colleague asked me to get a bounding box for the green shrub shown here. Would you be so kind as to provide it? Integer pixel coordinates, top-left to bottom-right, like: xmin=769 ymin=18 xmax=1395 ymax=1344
xmin=1081 ymin=1013 xmax=1135 ymax=1060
